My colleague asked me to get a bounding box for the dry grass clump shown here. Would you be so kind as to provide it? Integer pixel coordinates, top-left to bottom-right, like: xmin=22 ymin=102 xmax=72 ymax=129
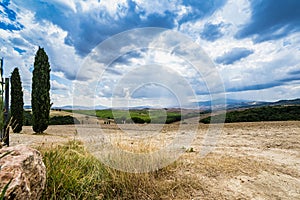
xmin=39 ymin=140 xmax=203 ymax=199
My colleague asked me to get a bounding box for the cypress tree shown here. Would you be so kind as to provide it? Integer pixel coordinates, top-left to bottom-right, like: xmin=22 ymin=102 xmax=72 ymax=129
xmin=31 ymin=47 xmax=51 ymax=133
xmin=10 ymin=67 xmax=24 ymax=133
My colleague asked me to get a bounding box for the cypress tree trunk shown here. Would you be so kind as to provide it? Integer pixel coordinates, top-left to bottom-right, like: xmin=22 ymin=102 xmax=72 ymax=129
xmin=11 ymin=68 xmax=24 ymax=133
xmin=31 ymin=47 xmax=51 ymax=134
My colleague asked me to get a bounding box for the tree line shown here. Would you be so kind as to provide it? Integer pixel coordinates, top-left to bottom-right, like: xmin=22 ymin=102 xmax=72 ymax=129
xmin=10 ymin=47 xmax=51 ymax=134
xmin=200 ymin=106 xmax=300 ymax=124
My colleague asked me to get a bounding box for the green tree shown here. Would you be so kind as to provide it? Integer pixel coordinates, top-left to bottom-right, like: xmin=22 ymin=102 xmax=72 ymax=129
xmin=10 ymin=68 xmax=24 ymax=133
xmin=31 ymin=47 xmax=51 ymax=133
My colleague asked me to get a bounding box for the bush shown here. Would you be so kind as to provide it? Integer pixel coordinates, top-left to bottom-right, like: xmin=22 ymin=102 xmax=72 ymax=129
xmin=23 ymin=112 xmax=79 ymax=126
xmin=131 ymin=117 xmax=146 ymax=124
xmin=165 ymin=115 xmax=181 ymax=124
xmin=49 ymin=116 xmax=80 ymax=125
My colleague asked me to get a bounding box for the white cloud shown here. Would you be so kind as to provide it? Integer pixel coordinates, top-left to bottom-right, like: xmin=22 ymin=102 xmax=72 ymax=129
xmin=51 ymin=92 xmax=73 ymax=107
xmin=22 ymin=89 xmax=30 ymax=106
xmin=51 ymin=80 xmax=68 ymax=91
xmin=132 ymin=0 xmax=178 ymax=16
xmin=76 ymin=0 xmax=102 ymax=12
xmin=99 ymin=0 xmax=128 ymax=16
xmin=215 ymin=0 xmax=251 ymax=26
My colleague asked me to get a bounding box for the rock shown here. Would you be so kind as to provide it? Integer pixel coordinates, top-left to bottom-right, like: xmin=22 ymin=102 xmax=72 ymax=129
xmin=0 ymin=145 xmax=46 ymax=200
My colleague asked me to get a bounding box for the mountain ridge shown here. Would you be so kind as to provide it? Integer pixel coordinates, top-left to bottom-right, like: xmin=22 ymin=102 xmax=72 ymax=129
xmin=24 ymin=98 xmax=300 ymax=110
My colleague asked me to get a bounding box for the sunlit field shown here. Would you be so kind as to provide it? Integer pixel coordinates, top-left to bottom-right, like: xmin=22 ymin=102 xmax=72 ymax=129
xmin=10 ymin=120 xmax=300 ymax=199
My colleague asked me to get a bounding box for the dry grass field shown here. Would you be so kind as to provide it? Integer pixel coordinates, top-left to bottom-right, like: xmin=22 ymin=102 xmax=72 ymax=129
xmin=9 ymin=120 xmax=300 ymax=199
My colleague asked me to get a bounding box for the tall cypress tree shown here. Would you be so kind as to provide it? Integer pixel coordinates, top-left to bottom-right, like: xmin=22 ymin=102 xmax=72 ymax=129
xmin=10 ymin=67 xmax=24 ymax=133
xmin=31 ymin=47 xmax=51 ymax=133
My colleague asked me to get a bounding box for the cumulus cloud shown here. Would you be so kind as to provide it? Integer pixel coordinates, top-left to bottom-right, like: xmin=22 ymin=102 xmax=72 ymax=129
xmin=51 ymin=80 xmax=68 ymax=91
xmin=179 ymin=0 xmax=227 ymax=24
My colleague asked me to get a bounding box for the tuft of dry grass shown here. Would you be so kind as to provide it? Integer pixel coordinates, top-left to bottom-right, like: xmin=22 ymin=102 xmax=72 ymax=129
xmin=39 ymin=140 xmax=205 ymax=199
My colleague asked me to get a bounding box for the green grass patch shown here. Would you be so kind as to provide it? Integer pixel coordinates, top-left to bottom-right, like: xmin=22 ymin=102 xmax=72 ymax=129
xmin=41 ymin=141 xmax=111 ymax=199
xmin=70 ymin=109 xmax=184 ymax=124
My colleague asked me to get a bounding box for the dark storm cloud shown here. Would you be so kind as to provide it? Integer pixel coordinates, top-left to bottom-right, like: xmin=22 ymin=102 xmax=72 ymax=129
xmin=215 ymin=48 xmax=254 ymax=65
xmin=227 ymin=75 xmax=300 ymax=92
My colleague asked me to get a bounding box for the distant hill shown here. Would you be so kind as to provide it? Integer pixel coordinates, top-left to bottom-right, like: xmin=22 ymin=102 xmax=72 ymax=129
xmin=268 ymin=98 xmax=300 ymax=106
xmin=25 ymin=98 xmax=300 ymax=111
xmin=51 ymin=105 xmax=108 ymax=110
xmin=194 ymin=98 xmax=300 ymax=110
xmin=24 ymin=105 xmax=32 ymax=110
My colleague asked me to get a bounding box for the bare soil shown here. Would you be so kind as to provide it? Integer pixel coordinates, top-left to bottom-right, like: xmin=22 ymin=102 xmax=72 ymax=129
xmin=9 ymin=121 xmax=300 ymax=199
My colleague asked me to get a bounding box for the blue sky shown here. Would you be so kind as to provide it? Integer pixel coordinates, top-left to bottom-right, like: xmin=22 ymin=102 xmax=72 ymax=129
xmin=0 ymin=0 xmax=299 ymax=107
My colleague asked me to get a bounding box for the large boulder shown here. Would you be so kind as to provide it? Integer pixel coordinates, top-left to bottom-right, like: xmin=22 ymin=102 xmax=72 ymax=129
xmin=0 ymin=145 xmax=46 ymax=200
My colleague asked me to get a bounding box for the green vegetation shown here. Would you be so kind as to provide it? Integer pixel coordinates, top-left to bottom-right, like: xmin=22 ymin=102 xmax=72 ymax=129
xmin=31 ymin=47 xmax=51 ymax=133
xmin=49 ymin=116 xmax=80 ymax=125
xmin=23 ymin=111 xmax=79 ymax=126
xmin=182 ymin=110 xmax=210 ymax=119
xmin=41 ymin=141 xmax=110 ymax=199
xmin=70 ymin=109 xmax=184 ymax=124
xmin=23 ymin=111 xmax=32 ymax=126
xmin=10 ymin=68 xmax=24 ymax=133
xmin=200 ymin=106 xmax=300 ymax=124
xmin=40 ymin=140 xmax=188 ymax=199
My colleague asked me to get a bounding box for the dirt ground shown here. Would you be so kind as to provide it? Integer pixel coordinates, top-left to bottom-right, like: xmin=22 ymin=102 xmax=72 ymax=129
xmin=9 ymin=120 xmax=300 ymax=199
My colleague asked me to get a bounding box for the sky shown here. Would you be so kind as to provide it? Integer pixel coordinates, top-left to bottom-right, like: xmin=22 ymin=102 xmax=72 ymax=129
xmin=0 ymin=0 xmax=300 ymax=107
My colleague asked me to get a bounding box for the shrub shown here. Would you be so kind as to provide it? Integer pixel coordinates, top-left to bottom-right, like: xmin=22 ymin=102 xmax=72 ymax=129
xmin=49 ymin=116 xmax=80 ymax=125
xmin=131 ymin=117 xmax=146 ymax=124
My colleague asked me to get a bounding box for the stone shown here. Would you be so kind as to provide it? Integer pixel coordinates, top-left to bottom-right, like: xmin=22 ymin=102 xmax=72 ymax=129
xmin=0 ymin=145 xmax=46 ymax=200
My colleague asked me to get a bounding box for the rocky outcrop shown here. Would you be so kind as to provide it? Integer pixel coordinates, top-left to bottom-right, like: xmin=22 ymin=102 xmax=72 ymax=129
xmin=0 ymin=145 xmax=46 ymax=200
